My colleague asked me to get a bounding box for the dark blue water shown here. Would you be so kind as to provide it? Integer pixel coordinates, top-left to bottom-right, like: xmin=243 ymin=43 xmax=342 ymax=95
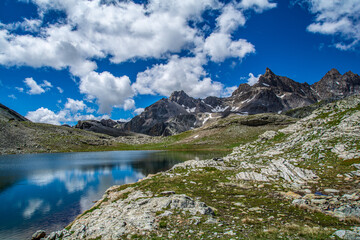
xmin=0 ymin=150 xmax=222 ymax=240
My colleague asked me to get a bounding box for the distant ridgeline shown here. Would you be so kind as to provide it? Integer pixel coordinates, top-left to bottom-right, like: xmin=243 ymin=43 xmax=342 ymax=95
xmin=122 ymin=68 xmax=360 ymax=136
xmin=2 ymin=68 xmax=360 ymax=137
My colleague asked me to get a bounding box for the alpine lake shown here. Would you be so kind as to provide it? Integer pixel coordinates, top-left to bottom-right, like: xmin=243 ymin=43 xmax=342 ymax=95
xmin=0 ymin=150 xmax=225 ymax=240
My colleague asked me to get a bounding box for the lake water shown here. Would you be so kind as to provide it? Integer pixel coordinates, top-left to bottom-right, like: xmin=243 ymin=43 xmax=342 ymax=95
xmin=0 ymin=150 xmax=224 ymax=240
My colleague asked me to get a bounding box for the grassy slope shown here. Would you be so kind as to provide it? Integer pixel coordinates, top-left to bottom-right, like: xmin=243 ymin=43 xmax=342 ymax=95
xmin=1 ymin=113 xmax=296 ymax=154
xmin=121 ymin=113 xmax=297 ymax=152
xmin=72 ymin=96 xmax=360 ymax=239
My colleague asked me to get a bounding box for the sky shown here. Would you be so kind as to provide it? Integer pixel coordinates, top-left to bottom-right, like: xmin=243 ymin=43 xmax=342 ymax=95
xmin=0 ymin=0 xmax=359 ymax=125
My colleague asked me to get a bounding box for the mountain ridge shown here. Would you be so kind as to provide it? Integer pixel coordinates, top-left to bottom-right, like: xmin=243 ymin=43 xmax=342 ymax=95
xmin=122 ymin=68 xmax=360 ymax=136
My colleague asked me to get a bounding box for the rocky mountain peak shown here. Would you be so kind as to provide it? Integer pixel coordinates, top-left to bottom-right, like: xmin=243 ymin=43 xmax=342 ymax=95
xmin=169 ymin=90 xmax=190 ymax=102
xmin=264 ymin=67 xmax=275 ymax=76
xmin=325 ymin=68 xmax=341 ymax=77
xmin=312 ymin=68 xmax=360 ymax=99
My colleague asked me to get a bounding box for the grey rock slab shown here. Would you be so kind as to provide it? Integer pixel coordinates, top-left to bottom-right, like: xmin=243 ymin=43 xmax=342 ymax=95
xmin=32 ymin=230 xmax=46 ymax=240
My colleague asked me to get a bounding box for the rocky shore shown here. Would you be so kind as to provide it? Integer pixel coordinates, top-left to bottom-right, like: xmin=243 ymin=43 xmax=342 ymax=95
xmin=35 ymin=95 xmax=360 ymax=239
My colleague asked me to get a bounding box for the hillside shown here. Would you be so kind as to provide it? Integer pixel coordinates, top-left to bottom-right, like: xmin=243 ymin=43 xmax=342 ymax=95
xmin=0 ymin=120 xmax=118 ymax=154
xmin=45 ymin=94 xmax=360 ymax=239
xmin=0 ymin=103 xmax=297 ymax=154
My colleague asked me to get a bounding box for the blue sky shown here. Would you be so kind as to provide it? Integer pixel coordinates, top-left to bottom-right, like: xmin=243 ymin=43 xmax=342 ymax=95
xmin=0 ymin=0 xmax=359 ymax=125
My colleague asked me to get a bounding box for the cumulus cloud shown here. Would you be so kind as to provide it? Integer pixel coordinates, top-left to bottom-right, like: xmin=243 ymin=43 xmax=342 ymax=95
xmin=217 ymin=4 xmax=246 ymax=34
xmin=204 ymin=33 xmax=255 ymax=62
xmin=1 ymin=0 xmax=277 ymax=113
xmin=123 ymin=99 xmax=136 ymax=111
xmin=134 ymin=55 xmax=224 ymax=98
xmin=23 ymin=78 xmax=53 ymax=94
xmin=41 ymin=80 xmax=53 ymax=88
xmin=247 ymin=73 xmax=261 ymax=86
xmin=304 ymin=0 xmax=360 ymax=50
xmin=80 ymin=71 xmax=134 ymax=114
xmin=26 ymin=107 xmax=68 ymax=125
xmin=26 ymin=106 xmax=109 ymax=125
xmin=238 ymin=0 xmax=277 ymax=13
xmin=64 ymin=98 xmax=87 ymax=113
xmin=24 ymin=77 xmax=45 ymax=95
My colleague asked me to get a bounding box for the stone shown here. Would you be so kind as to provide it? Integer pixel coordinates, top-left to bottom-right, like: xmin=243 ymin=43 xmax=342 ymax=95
xmin=282 ymin=191 xmax=302 ymax=199
xmin=333 ymin=229 xmax=360 ymax=240
xmin=205 ymin=217 xmax=219 ymax=224
xmin=160 ymin=191 xmax=175 ymax=196
xmin=259 ymin=131 xmax=277 ymax=140
xmin=59 ymin=191 xmax=214 ymax=239
xmin=32 ymin=230 xmax=46 ymax=240
xmin=324 ymin=189 xmax=340 ymax=194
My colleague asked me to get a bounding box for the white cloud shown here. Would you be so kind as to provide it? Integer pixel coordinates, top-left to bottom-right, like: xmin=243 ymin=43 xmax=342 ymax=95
xmin=0 ymin=0 xmax=278 ymax=113
xmin=238 ymin=0 xmax=277 ymax=13
xmin=247 ymin=73 xmax=261 ymax=86
xmin=40 ymin=80 xmax=53 ymax=88
xmin=204 ymin=33 xmax=255 ymax=62
xmin=8 ymin=94 xmax=16 ymax=99
xmin=79 ymin=71 xmax=134 ymax=113
xmin=26 ymin=107 xmax=68 ymax=125
xmin=3 ymin=19 xmax=42 ymax=32
xmin=304 ymin=0 xmax=360 ymax=50
xmin=134 ymin=54 xmax=224 ymax=98
xmin=16 ymin=87 xmax=24 ymax=92
xmin=57 ymin=87 xmax=64 ymax=93
xmin=24 ymin=77 xmax=45 ymax=95
xmin=65 ymin=98 xmax=87 ymax=113
xmin=26 ymin=107 xmax=109 ymax=125
xmin=217 ymin=4 xmax=246 ymax=34
xmin=134 ymin=108 xmax=145 ymax=115
xmin=123 ymin=99 xmax=136 ymax=111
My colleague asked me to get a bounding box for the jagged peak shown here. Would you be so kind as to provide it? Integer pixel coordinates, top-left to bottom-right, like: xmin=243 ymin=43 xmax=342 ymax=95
xmin=265 ymin=67 xmax=275 ymax=76
xmin=169 ymin=90 xmax=191 ymax=102
xmin=344 ymin=70 xmax=357 ymax=76
xmin=325 ymin=68 xmax=341 ymax=77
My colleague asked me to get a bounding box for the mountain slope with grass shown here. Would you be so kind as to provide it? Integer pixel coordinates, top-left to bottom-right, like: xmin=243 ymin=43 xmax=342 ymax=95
xmin=44 ymin=95 xmax=360 ymax=239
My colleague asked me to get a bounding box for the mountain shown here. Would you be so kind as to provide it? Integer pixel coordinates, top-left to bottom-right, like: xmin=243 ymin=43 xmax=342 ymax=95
xmin=75 ymin=119 xmax=130 ymax=137
xmin=312 ymin=68 xmax=360 ymax=99
xmin=123 ymin=68 xmax=360 ymax=136
xmin=0 ymin=103 xmax=28 ymax=122
xmin=123 ymin=91 xmax=230 ymax=136
xmin=50 ymin=94 xmax=360 ymax=240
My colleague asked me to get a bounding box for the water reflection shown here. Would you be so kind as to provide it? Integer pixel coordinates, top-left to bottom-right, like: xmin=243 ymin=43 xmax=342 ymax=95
xmin=0 ymin=150 xmax=224 ymax=240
